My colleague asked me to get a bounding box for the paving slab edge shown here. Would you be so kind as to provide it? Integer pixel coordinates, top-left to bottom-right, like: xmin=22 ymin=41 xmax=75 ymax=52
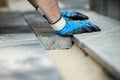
xmin=72 ymin=36 xmax=120 ymax=80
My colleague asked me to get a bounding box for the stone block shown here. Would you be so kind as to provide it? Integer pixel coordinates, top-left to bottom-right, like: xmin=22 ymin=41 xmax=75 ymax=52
xmin=0 ymin=12 xmax=31 ymax=33
xmin=38 ymin=34 xmax=72 ymax=50
xmin=0 ymin=12 xmax=37 ymax=46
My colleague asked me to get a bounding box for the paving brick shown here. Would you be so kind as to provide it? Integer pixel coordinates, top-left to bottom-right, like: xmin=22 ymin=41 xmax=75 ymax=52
xmin=38 ymin=34 xmax=72 ymax=50
xmin=0 ymin=33 xmax=37 ymax=47
xmin=22 ymin=12 xmax=53 ymax=35
xmin=0 ymin=12 xmax=32 ymax=33
xmin=23 ymin=12 xmax=72 ymax=50
xmin=0 ymin=12 xmax=28 ymax=27
xmin=73 ymin=10 xmax=120 ymax=80
xmin=0 ymin=12 xmax=37 ymax=46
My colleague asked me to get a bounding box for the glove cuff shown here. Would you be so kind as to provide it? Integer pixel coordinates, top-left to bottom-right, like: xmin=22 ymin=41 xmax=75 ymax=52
xmin=51 ymin=16 xmax=66 ymax=31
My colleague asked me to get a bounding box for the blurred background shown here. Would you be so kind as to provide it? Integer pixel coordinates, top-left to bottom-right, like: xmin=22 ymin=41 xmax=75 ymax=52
xmin=0 ymin=0 xmax=120 ymax=21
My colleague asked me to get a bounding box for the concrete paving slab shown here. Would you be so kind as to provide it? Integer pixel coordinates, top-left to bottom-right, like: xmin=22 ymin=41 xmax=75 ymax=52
xmin=0 ymin=12 xmax=37 ymax=46
xmin=8 ymin=0 xmax=89 ymax=12
xmin=23 ymin=12 xmax=72 ymax=50
xmin=0 ymin=12 xmax=28 ymax=27
xmin=0 ymin=41 xmax=61 ymax=80
xmin=72 ymin=10 xmax=120 ymax=79
xmin=0 ymin=33 xmax=37 ymax=47
xmin=0 ymin=12 xmax=32 ymax=34
xmin=22 ymin=11 xmax=53 ymax=34
xmin=81 ymin=10 xmax=120 ymax=32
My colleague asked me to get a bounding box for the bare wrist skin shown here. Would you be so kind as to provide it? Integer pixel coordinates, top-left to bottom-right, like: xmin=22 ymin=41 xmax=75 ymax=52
xmin=36 ymin=0 xmax=61 ymax=23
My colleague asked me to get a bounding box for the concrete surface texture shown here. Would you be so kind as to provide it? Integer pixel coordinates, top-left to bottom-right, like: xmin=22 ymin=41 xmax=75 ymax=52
xmin=72 ymin=10 xmax=120 ymax=79
xmin=0 ymin=12 xmax=37 ymax=46
xmin=47 ymin=44 xmax=113 ymax=80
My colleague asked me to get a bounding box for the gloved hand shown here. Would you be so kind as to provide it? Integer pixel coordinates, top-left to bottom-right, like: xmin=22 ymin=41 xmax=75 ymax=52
xmin=61 ymin=9 xmax=89 ymax=20
xmin=38 ymin=9 xmax=89 ymax=21
xmin=51 ymin=17 xmax=101 ymax=36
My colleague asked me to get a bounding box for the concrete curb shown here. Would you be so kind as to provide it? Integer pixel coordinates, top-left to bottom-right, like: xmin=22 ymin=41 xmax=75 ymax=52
xmin=0 ymin=11 xmax=62 ymax=80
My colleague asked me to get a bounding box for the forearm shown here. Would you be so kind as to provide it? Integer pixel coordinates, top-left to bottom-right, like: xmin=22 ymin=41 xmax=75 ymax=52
xmin=36 ymin=0 xmax=61 ymax=23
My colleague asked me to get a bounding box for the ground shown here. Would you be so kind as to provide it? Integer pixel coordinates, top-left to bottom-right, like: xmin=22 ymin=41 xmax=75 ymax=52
xmin=47 ymin=44 xmax=112 ymax=80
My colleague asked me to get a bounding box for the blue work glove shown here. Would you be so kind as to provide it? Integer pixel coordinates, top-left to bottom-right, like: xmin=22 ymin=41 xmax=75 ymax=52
xmin=51 ymin=17 xmax=101 ymax=36
xmin=41 ymin=9 xmax=89 ymax=21
xmin=61 ymin=9 xmax=89 ymax=21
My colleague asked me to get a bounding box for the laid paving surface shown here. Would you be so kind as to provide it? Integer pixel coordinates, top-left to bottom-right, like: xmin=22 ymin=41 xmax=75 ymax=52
xmin=0 ymin=12 xmax=61 ymax=80
xmin=72 ymin=10 xmax=120 ymax=79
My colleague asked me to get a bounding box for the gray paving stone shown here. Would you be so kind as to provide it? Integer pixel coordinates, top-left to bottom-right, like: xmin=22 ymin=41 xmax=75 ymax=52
xmin=83 ymin=10 xmax=120 ymax=32
xmin=0 ymin=12 xmax=32 ymax=34
xmin=0 ymin=12 xmax=28 ymax=27
xmin=23 ymin=12 xmax=72 ymax=50
xmin=0 ymin=12 xmax=37 ymax=46
xmin=0 ymin=33 xmax=37 ymax=47
xmin=0 ymin=11 xmax=40 ymax=47
xmin=38 ymin=34 xmax=72 ymax=50
xmin=73 ymin=10 xmax=120 ymax=79
xmin=0 ymin=41 xmax=61 ymax=80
